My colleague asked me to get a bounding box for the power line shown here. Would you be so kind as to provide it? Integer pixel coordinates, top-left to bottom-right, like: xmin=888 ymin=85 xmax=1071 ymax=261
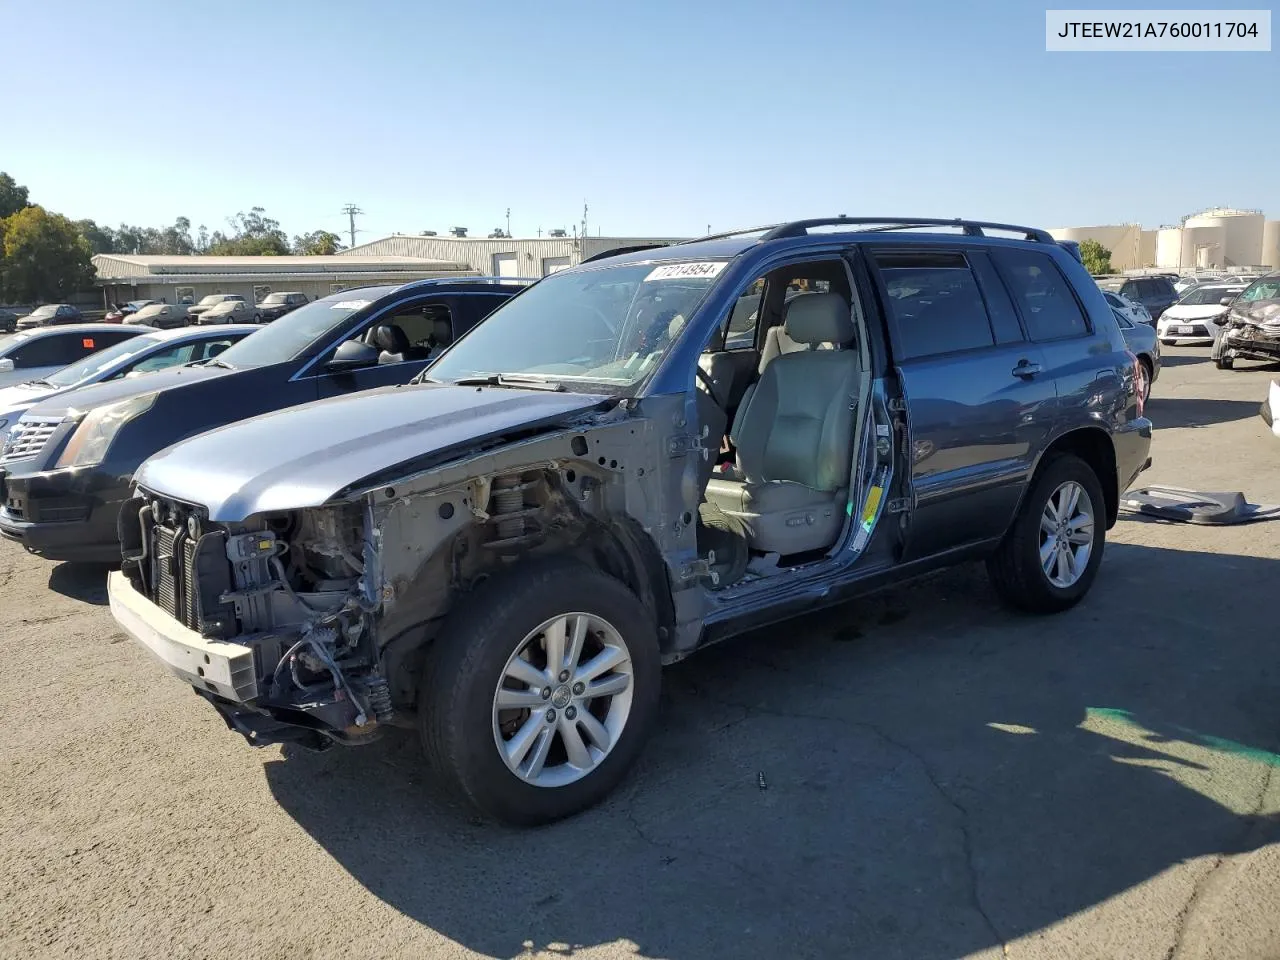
xmin=341 ymin=204 xmax=364 ymax=248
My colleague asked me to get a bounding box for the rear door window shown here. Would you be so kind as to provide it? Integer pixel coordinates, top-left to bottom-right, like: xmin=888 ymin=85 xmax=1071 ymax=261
xmin=993 ymin=249 xmax=1090 ymax=341
xmin=10 ymin=333 xmax=93 ymax=368
xmin=872 ymin=250 xmax=996 ymax=360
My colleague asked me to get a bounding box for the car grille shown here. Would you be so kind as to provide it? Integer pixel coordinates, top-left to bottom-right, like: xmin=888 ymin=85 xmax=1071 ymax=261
xmin=151 ymin=519 xmax=202 ymax=630
xmin=1 ymin=417 xmax=61 ymax=463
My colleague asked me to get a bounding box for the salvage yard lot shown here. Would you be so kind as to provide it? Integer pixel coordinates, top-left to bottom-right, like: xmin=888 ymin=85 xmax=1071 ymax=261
xmin=3 ymin=346 xmax=1280 ymax=960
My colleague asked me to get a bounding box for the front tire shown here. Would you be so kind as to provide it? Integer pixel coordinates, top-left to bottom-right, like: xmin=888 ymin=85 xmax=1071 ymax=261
xmin=419 ymin=558 xmax=661 ymax=825
xmin=1215 ymin=354 xmax=1234 ymax=370
xmin=987 ymin=453 xmax=1106 ymax=614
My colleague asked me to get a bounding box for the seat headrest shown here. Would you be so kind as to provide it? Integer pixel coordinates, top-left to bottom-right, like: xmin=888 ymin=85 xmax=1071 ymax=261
xmin=429 ymin=317 xmax=452 ymax=346
xmin=373 ymin=324 xmax=410 ymax=354
xmin=783 ymin=292 xmax=854 ymax=346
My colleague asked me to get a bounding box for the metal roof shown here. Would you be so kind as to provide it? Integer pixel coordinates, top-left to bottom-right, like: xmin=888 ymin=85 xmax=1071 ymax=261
xmin=91 ymin=253 xmax=472 ymax=280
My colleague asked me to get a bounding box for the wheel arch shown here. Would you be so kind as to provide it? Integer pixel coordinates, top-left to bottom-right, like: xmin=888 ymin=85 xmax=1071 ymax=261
xmin=1031 ymin=426 xmax=1119 ymax=528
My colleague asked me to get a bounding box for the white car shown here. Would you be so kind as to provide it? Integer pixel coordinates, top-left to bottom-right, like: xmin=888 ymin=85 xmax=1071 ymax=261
xmin=1156 ymin=283 xmax=1247 ymax=344
xmin=1100 ymin=289 xmax=1151 ymax=326
xmin=187 ymin=293 xmax=247 ymax=321
xmin=194 ymin=299 xmax=256 ymax=325
xmin=0 ymin=325 xmax=257 ymax=446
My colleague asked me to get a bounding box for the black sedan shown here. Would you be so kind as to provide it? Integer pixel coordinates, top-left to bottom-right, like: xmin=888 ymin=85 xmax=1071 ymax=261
xmin=0 ymin=278 xmax=527 ymax=562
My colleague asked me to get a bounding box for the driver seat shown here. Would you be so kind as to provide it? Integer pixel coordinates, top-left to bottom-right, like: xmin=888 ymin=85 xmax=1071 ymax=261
xmin=704 ymin=292 xmax=860 ymax=556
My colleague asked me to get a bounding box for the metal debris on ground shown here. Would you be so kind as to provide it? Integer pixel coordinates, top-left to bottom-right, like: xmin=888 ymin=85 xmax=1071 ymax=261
xmin=1119 ymin=486 xmax=1280 ymax=525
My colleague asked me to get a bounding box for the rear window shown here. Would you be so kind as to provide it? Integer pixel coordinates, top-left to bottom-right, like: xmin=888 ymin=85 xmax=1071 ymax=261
xmin=874 ymin=251 xmax=995 ymax=360
xmin=995 ymin=250 xmax=1089 ymax=341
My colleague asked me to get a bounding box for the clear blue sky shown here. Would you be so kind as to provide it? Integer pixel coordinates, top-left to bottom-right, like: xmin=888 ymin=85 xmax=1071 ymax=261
xmin=5 ymin=0 xmax=1276 ymax=241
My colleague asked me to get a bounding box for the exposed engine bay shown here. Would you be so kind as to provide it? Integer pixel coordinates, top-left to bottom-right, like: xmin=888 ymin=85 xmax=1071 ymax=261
xmin=116 ymin=419 xmax=681 ymax=750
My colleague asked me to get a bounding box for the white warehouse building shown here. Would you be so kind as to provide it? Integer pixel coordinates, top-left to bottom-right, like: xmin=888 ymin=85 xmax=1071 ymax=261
xmin=339 ymin=233 xmax=687 ymax=278
xmin=1050 ymin=208 xmax=1280 ymax=273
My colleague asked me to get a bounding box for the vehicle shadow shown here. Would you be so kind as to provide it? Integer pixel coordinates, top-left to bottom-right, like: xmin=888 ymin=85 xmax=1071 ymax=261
xmin=1146 ymin=397 xmax=1262 ymax=429
xmin=1156 ymin=353 xmax=1209 ymax=368
xmin=47 ymin=561 xmax=112 ymax=605
xmin=264 ymin=544 xmax=1280 ymax=959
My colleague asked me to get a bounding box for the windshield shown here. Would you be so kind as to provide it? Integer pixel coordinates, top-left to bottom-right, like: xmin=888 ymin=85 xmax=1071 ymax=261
xmin=197 ymin=295 xmax=222 ymax=306
xmin=428 ymin=261 xmax=725 ymax=389
xmin=127 ymin=300 xmax=153 ymax=309
xmin=133 ymin=304 xmax=166 ymax=318
xmin=29 ymin=305 xmax=58 ymax=318
xmin=1239 ymin=277 xmax=1280 ymax=303
xmin=1097 ymin=280 xmax=1125 ymax=293
xmin=1179 ymin=287 xmax=1237 ymax=306
xmin=261 ymin=293 xmax=287 ymax=305
xmin=43 ymin=334 xmax=163 ymax=387
xmin=212 ymin=293 xmax=384 ymax=369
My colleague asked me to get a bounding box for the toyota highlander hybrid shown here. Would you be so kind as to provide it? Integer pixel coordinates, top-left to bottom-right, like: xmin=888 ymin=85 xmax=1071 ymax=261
xmin=104 ymin=217 xmax=1152 ymax=825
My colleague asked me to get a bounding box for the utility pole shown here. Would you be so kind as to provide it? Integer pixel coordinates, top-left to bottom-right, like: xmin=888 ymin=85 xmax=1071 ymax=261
xmin=341 ymin=204 xmax=363 ymax=248
xmin=506 ymin=208 xmax=511 ymax=238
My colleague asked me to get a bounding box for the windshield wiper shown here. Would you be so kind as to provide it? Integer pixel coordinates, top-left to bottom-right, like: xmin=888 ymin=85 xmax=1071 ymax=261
xmin=24 ymin=379 xmax=56 ymax=388
xmin=452 ymin=374 xmax=565 ymax=392
xmin=199 ymin=358 xmax=236 ymax=370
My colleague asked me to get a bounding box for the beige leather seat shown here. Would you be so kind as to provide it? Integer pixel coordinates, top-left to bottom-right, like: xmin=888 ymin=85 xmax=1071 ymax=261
xmin=704 ymin=292 xmax=860 ymax=556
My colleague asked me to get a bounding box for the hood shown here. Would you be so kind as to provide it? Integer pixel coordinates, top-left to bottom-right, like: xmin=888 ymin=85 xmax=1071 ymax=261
xmin=0 ymin=380 xmax=60 ymax=417
xmin=136 ymin=383 xmax=608 ymax=521
xmin=1163 ymin=304 xmax=1228 ymax=321
xmin=1229 ymin=299 xmax=1280 ymax=327
xmin=22 ymin=363 xmax=229 ymax=420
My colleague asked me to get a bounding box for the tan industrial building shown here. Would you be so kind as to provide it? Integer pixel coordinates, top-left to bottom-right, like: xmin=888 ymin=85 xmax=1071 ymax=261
xmin=1050 ymin=208 xmax=1280 ymax=273
xmin=339 ymin=234 xmax=686 ymax=278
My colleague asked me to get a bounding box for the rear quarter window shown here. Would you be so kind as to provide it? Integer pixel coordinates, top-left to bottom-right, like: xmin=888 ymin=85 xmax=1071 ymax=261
xmin=993 ymin=249 xmax=1090 ymax=341
xmin=873 ymin=250 xmax=996 ymax=360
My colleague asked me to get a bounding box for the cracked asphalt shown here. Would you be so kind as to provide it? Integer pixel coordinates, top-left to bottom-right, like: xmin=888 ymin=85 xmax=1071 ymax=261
xmin=3 ymin=344 xmax=1280 ymax=960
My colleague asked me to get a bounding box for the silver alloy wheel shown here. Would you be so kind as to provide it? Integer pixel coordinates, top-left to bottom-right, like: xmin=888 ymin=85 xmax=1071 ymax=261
xmin=492 ymin=612 xmax=634 ymax=789
xmin=1039 ymin=480 xmax=1095 ymax=589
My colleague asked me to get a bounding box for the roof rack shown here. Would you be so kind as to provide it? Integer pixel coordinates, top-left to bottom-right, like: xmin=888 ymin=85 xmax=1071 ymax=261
xmin=760 ymin=217 xmax=1056 ymax=244
xmin=680 ymin=217 xmax=1057 ymax=246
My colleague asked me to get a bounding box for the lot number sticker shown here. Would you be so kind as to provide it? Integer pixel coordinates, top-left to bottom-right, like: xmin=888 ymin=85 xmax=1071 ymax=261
xmin=644 ymin=262 xmax=727 ymax=282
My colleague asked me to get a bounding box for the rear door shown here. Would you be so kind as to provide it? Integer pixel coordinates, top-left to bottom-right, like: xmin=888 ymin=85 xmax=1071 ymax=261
xmin=870 ymin=247 xmax=1056 ymax=561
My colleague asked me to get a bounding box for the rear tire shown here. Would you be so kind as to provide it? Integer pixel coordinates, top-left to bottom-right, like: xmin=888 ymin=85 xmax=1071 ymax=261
xmin=1215 ymin=354 xmax=1234 ymax=370
xmin=419 ymin=557 xmax=661 ymax=825
xmin=987 ymin=453 xmax=1106 ymax=614
xmin=1138 ymin=357 xmax=1153 ymax=402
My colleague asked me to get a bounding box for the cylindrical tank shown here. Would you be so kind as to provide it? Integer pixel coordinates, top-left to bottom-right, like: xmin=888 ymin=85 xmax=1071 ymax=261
xmin=1261 ymin=221 xmax=1280 ymax=270
xmin=1183 ymin=209 xmax=1265 ymax=267
xmin=1181 ymin=226 xmax=1225 ymax=270
xmin=1048 ymin=225 xmax=1140 ymax=270
xmin=1156 ymin=228 xmax=1183 ymax=269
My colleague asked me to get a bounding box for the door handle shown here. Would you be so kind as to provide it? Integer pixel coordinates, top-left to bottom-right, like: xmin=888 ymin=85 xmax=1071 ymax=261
xmin=1012 ymin=359 xmax=1042 ymax=379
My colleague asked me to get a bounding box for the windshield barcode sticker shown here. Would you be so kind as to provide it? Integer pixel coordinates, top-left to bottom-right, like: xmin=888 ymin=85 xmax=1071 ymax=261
xmin=644 ymin=262 xmax=727 ymax=282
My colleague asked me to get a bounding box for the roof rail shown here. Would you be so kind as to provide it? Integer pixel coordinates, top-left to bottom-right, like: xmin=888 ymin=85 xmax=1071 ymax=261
xmin=673 ymin=224 xmax=785 ymax=244
xmin=579 ymin=243 xmax=673 ymax=264
xmin=758 ymin=217 xmax=1056 ymax=244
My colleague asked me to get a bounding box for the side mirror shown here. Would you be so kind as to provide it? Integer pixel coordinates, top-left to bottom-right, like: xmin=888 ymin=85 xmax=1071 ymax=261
xmin=0 ymin=358 xmax=13 ymax=373
xmin=326 ymin=339 xmax=379 ymax=371
xmin=1220 ymin=297 xmax=1234 ymax=306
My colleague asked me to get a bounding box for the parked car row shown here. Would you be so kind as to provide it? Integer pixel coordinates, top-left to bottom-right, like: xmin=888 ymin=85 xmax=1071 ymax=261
xmin=0 ymin=218 xmax=1153 ymax=827
xmin=4 ymin=291 xmax=313 ymax=335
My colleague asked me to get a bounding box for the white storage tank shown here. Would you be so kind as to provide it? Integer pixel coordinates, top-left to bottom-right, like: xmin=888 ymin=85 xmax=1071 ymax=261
xmin=1182 ymin=225 xmax=1225 ymax=269
xmin=1183 ymin=208 xmax=1265 ymax=267
xmin=1156 ymin=228 xmax=1184 ymax=269
xmin=1262 ymin=220 xmax=1280 ymax=270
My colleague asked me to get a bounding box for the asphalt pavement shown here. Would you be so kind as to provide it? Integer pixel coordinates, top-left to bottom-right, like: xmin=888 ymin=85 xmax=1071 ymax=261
xmin=2 ymin=343 xmax=1278 ymax=960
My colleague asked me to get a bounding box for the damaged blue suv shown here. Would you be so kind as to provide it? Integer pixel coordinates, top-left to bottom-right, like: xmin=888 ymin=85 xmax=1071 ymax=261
xmin=107 ymin=217 xmax=1153 ymax=825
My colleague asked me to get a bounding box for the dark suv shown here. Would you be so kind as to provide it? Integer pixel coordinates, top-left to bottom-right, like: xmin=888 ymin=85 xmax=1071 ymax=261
xmin=255 ymin=291 xmax=309 ymax=323
xmin=0 ymin=278 xmax=528 ymax=561
xmin=106 ymin=217 xmax=1152 ymax=825
xmin=1097 ymin=275 xmax=1179 ymax=321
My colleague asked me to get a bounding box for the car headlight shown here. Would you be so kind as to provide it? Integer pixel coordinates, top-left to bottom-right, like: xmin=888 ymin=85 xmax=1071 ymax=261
xmin=54 ymin=393 xmax=157 ymax=469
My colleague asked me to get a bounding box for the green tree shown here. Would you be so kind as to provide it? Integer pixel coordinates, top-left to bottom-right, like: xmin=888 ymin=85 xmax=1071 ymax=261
xmin=292 ymin=230 xmax=344 ymax=255
xmin=206 ymin=207 xmax=289 ymax=256
xmin=76 ymin=218 xmax=118 ymax=254
xmin=1 ymin=205 xmax=96 ymax=301
xmin=0 ymin=172 xmax=30 ymax=219
xmin=1079 ymin=238 xmax=1113 ymax=276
